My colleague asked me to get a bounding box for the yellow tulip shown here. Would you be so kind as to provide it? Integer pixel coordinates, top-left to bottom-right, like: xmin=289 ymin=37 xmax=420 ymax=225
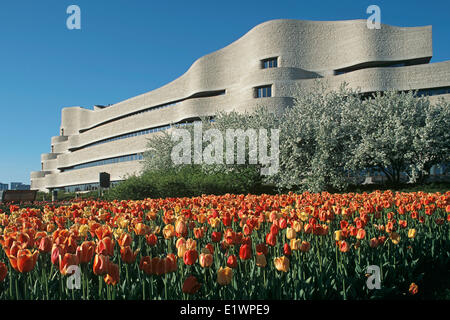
xmin=78 ymin=224 xmax=89 ymax=238
xmin=408 ymin=229 xmax=417 ymax=239
xmin=298 ymin=211 xmax=309 ymax=222
xmin=292 ymin=220 xmax=303 ymax=233
xmin=290 ymin=238 xmax=301 ymax=251
xmin=286 ymin=227 xmax=297 ymax=240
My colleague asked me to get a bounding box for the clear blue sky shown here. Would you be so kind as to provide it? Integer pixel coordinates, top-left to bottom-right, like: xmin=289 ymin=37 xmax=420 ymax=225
xmin=0 ymin=0 xmax=449 ymax=185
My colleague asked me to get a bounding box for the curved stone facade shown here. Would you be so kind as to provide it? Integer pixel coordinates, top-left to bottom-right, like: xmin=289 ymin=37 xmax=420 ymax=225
xmin=31 ymin=19 xmax=450 ymax=192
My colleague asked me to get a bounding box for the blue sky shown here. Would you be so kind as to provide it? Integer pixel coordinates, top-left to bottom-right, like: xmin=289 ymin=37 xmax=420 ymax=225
xmin=0 ymin=0 xmax=449 ymax=185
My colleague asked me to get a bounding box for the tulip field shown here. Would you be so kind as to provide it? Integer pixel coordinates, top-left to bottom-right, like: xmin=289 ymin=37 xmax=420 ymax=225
xmin=0 ymin=190 xmax=449 ymax=300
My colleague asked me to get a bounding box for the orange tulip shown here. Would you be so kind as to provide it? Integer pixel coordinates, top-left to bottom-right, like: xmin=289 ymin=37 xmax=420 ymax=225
xmin=165 ymin=253 xmax=178 ymax=273
xmin=96 ymin=237 xmax=115 ymax=256
xmin=93 ymin=254 xmax=110 ymax=275
xmin=95 ymin=225 xmax=112 ymax=240
xmin=193 ymin=227 xmax=205 ymax=239
xmin=175 ymin=219 xmax=188 ymax=237
xmin=117 ymin=233 xmax=133 ymax=247
xmin=13 ymin=249 xmax=39 ymax=273
xmin=299 ymin=241 xmax=311 ymax=252
xmin=409 ymin=282 xmax=419 ymax=295
xmin=59 ymin=253 xmax=79 ymax=275
xmin=369 ymin=237 xmax=379 ymax=248
xmin=120 ymin=246 xmax=140 ymax=264
xmin=266 ymin=232 xmax=276 ymax=246
xmin=38 ymin=236 xmax=52 ymax=253
xmin=146 ymin=233 xmax=157 ymax=246
xmin=217 ymin=266 xmax=233 ymax=285
xmin=104 ymin=262 xmax=119 ymax=286
xmin=162 ymin=224 xmax=175 ymax=239
xmin=51 ymin=244 xmax=65 ymax=265
xmin=356 ymin=229 xmax=366 ymax=240
xmin=76 ymin=241 xmax=95 ymax=264
xmin=134 ymin=223 xmax=147 ymax=236
xmin=339 ymin=240 xmax=349 ymax=253
xmin=199 ymin=253 xmax=213 ymax=268
xmin=274 ymin=256 xmax=290 ymax=272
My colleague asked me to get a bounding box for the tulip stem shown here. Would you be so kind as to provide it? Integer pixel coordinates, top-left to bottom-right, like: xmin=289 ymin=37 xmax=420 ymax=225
xmin=15 ymin=276 xmax=19 ymax=300
xmin=142 ymin=277 xmax=146 ymax=300
xmin=8 ymin=264 xmax=13 ymax=299
xmin=59 ymin=274 xmax=63 ymax=300
xmin=98 ymin=276 xmax=102 ymax=299
xmin=164 ymin=273 xmax=168 ymax=300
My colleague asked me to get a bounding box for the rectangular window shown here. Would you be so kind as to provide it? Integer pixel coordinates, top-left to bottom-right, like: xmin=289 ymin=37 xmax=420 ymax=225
xmin=262 ymin=57 xmax=278 ymax=69
xmin=256 ymin=85 xmax=272 ymax=98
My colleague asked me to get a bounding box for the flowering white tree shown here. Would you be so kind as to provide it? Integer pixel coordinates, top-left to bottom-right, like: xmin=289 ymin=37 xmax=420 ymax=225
xmin=266 ymin=83 xmax=361 ymax=192
xmin=351 ymin=91 xmax=450 ymax=184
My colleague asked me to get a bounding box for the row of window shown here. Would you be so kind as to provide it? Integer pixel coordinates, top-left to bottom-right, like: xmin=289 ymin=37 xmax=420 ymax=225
xmin=416 ymin=86 xmax=450 ymax=97
xmin=334 ymin=61 xmax=410 ymax=75
xmin=63 ymin=181 xmax=121 ymax=193
xmin=80 ymin=90 xmax=226 ymax=134
xmin=61 ymin=120 xmax=214 ymax=171
xmin=85 ymin=124 xmax=172 ymax=149
xmin=73 ymin=119 xmax=209 ymax=151
xmin=61 ymin=153 xmax=144 ymax=172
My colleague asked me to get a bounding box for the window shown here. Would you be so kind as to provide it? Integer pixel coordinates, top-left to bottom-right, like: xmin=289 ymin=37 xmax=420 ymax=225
xmin=60 ymin=153 xmax=144 ymax=172
xmin=262 ymin=57 xmax=278 ymax=69
xmin=256 ymin=85 xmax=272 ymax=98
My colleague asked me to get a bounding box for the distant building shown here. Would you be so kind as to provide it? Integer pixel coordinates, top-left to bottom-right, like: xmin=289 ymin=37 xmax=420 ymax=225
xmin=10 ymin=182 xmax=31 ymax=190
xmin=0 ymin=183 xmax=8 ymax=191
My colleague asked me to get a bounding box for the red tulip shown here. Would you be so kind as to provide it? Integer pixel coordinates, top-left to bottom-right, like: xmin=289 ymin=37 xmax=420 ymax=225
xmin=227 ymin=255 xmax=238 ymax=268
xmin=239 ymin=244 xmax=252 ymax=260
xmin=283 ymin=243 xmax=291 ymax=256
xmin=183 ymin=249 xmax=198 ymax=265
xmin=183 ymin=275 xmax=201 ymax=294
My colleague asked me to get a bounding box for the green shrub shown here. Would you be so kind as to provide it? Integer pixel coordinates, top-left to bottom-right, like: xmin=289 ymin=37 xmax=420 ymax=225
xmin=104 ymin=165 xmax=272 ymax=200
